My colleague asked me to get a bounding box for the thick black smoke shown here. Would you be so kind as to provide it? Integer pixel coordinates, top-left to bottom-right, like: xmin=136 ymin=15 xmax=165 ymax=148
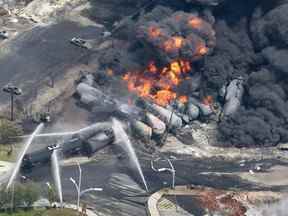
xmin=136 ymin=8 xmax=216 ymax=63
xmin=97 ymin=0 xmax=288 ymax=147
xmin=211 ymin=0 xmax=288 ymax=147
xmin=218 ymin=68 xmax=288 ymax=147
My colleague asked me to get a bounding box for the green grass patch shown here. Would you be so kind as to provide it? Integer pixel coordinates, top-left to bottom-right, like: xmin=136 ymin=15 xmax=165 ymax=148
xmin=0 ymin=144 xmax=17 ymax=162
xmin=0 ymin=208 xmax=78 ymax=216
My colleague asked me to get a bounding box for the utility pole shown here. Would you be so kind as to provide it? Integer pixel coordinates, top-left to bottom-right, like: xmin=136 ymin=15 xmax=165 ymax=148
xmin=2 ymin=84 xmax=22 ymax=121
xmin=70 ymin=162 xmax=103 ymax=211
xmin=151 ymin=157 xmax=176 ymax=189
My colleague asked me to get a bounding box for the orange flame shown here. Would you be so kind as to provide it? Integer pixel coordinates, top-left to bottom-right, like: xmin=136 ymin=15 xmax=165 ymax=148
xmin=122 ymin=60 xmax=192 ymax=106
xmin=147 ymin=61 xmax=158 ymax=73
xmin=148 ymin=26 xmax=162 ymax=39
xmin=153 ymin=90 xmax=177 ymax=106
xmin=198 ymin=46 xmax=209 ymax=55
xmin=106 ymin=68 xmax=114 ymax=76
xmin=163 ymin=36 xmax=184 ymax=52
xmin=188 ymin=17 xmax=203 ymax=29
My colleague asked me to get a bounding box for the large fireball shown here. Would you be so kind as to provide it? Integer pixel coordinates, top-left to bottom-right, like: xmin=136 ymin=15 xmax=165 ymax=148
xmin=137 ymin=11 xmax=216 ymax=63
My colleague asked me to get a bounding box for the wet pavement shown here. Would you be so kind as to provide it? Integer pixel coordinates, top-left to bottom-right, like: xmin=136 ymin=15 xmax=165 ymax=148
xmin=24 ymin=150 xmax=288 ymax=216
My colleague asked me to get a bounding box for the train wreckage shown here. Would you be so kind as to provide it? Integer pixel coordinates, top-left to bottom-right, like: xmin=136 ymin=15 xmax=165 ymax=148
xmin=22 ymin=122 xmax=114 ymax=170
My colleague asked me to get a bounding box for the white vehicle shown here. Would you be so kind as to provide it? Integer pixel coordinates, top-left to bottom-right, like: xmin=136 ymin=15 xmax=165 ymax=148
xmin=70 ymin=37 xmax=89 ymax=49
xmin=0 ymin=31 xmax=9 ymax=39
xmin=48 ymin=144 xmax=61 ymax=151
xmin=254 ymin=163 xmax=263 ymax=172
xmin=101 ymin=31 xmax=112 ymax=38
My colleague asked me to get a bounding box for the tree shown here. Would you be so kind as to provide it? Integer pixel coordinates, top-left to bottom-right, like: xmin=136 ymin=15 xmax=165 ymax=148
xmin=16 ymin=183 xmax=40 ymax=207
xmin=0 ymin=182 xmax=41 ymax=211
xmin=46 ymin=184 xmax=57 ymax=204
xmin=0 ymin=118 xmax=23 ymax=144
xmin=0 ymin=187 xmax=10 ymax=210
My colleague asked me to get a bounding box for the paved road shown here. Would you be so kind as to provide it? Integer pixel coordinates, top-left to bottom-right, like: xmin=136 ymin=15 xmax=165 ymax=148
xmin=25 ymin=150 xmax=288 ymax=216
xmin=0 ymin=20 xmax=100 ymax=104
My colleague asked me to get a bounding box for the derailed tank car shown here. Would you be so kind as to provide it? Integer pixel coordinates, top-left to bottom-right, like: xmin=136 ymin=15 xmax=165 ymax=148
xmin=21 ymin=122 xmax=114 ymax=171
xmin=21 ymin=137 xmax=82 ymax=171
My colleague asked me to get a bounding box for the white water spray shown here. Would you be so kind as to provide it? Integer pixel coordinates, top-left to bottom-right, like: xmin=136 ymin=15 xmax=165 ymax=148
xmin=19 ymin=131 xmax=75 ymax=138
xmin=6 ymin=123 xmax=44 ymax=190
xmin=20 ymin=124 xmax=102 ymax=139
xmin=34 ymin=131 xmax=75 ymax=137
xmin=51 ymin=149 xmax=63 ymax=205
xmin=112 ymin=118 xmax=148 ymax=191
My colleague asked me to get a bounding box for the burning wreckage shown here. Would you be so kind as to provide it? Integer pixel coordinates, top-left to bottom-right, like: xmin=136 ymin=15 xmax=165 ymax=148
xmin=19 ymin=0 xmax=288 ymax=168
xmin=106 ymin=0 xmax=288 ymax=149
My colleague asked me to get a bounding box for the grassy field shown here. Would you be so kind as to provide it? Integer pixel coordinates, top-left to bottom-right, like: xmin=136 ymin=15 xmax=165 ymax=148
xmin=0 ymin=144 xmax=17 ymax=162
xmin=0 ymin=208 xmax=78 ymax=216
